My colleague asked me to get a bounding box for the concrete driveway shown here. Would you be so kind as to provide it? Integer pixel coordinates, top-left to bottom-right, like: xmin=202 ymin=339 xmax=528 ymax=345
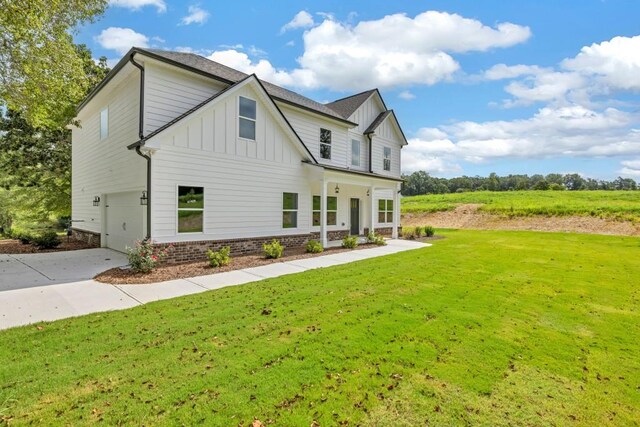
xmin=0 ymin=248 xmax=128 ymax=292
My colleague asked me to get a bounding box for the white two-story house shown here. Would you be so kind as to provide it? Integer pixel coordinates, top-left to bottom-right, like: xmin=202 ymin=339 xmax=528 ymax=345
xmin=71 ymin=48 xmax=407 ymax=262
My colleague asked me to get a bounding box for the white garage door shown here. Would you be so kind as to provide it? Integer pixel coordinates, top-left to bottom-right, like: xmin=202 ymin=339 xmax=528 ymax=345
xmin=105 ymin=191 xmax=144 ymax=253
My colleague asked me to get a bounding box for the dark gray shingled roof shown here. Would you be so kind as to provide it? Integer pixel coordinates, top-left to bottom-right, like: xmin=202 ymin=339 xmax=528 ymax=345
xmin=363 ymin=110 xmax=393 ymax=134
xmin=141 ymin=48 xmax=355 ymax=125
xmin=325 ymin=89 xmax=378 ymax=119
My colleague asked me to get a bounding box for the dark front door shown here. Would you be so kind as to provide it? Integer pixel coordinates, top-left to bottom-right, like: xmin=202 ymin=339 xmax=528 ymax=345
xmin=350 ymin=198 xmax=360 ymax=235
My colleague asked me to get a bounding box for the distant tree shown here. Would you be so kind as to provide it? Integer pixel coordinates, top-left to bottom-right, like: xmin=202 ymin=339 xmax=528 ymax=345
xmin=563 ymin=173 xmax=587 ymax=191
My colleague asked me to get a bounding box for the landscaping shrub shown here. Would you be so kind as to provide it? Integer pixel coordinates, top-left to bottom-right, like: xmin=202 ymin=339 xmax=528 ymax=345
xmin=32 ymin=230 xmax=61 ymax=249
xmin=366 ymin=232 xmax=386 ymax=246
xmin=342 ymin=235 xmax=358 ymax=249
xmin=424 ymin=225 xmax=435 ymax=237
xmin=401 ymin=226 xmax=416 ymax=240
xmin=306 ymin=240 xmax=323 ymax=253
xmin=263 ymin=239 xmax=284 ymax=259
xmin=207 ymin=246 xmax=231 ymax=268
xmin=414 ymin=225 xmax=425 ymax=237
xmin=126 ymin=238 xmax=171 ymax=273
xmin=13 ymin=230 xmax=34 ymax=244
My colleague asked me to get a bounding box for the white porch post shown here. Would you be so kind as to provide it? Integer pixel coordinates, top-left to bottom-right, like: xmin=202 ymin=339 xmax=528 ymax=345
xmin=321 ymin=179 xmax=328 ymax=247
xmin=369 ymin=185 xmax=375 ymax=236
xmin=392 ymin=186 xmax=399 ymax=239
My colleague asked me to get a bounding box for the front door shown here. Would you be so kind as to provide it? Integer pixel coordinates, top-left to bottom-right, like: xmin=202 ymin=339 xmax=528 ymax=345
xmin=350 ymin=198 xmax=360 ymax=235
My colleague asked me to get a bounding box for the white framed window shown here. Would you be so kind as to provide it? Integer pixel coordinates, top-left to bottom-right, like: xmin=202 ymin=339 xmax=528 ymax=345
xmin=383 ymin=147 xmax=391 ymax=171
xmin=312 ymin=195 xmax=337 ymax=226
xmin=320 ymin=128 xmax=331 ymax=159
xmin=100 ymin=107 xmax=109 ymax=140
xmin=351 ymin=139 xmax=361 ymax=167
xmin=283 ymin=192 xmax=298 ymax=228
xmin=239 ymin=96 xmax=256 ymax=140
xmin=378 ymin=199 xmax=393 ymax=223
xmin=177 ymin=186 xmax=204 ymax=233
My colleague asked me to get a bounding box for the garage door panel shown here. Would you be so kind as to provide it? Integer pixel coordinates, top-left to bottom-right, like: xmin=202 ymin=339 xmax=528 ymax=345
xmin=105 ymin=192 xmax=144 ymax=253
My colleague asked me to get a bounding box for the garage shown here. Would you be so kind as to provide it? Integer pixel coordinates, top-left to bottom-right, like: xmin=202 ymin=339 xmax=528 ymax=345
xmin=104 ymin=191 xmax=145 ymax=253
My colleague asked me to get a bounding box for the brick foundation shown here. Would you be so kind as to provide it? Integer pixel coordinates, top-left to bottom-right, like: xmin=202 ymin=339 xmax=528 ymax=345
xmin=71 ymin=228 xmax=101 ymax=248
xmin=363 ymin=226 xmax=402 ymax=236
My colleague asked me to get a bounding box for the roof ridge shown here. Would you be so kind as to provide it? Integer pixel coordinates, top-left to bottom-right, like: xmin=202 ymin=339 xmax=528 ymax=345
xmin=326 ymin=89 xmax=377 ymax=105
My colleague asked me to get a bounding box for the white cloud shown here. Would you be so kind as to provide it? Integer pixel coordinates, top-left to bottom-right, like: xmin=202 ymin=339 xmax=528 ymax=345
xmin=403 ymin=106 xmax=640 ymax=173
xmin=483 ymin=64 xmax=548 ymax=80
xmin=503 ymin=71 xmax=586 ymax=105
xmin=562 ymin=35 xmax=640 ymax=91
xmin=94 ymin=27 xmax=149 ymax=55
xmin=619 ymin=159 xmax=640 ymax=176
xmin=209 ymin=11 xmax=530 ymax=91
xmin=180 ymin=5 xmax=210 ymax=26
xmin=109 ymin=0 xmax=166 ymax=13
xmin=280 ymin=11 xmax=315 ymax=33
xmin=398 ymin=90 xmax=416 ymax=100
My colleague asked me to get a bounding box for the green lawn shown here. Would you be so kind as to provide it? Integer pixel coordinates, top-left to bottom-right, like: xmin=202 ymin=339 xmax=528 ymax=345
xmin=1 ymin=230 xmax=639 ymax=425
xmin=402 ymin=190 xmax=640 ymax=222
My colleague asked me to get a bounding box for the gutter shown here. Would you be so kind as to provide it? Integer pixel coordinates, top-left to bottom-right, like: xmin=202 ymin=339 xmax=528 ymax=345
xmin=128 ymin=53 xmax=151 ymax=238
xmin=366 ymin=133 xmax=373 ymax=173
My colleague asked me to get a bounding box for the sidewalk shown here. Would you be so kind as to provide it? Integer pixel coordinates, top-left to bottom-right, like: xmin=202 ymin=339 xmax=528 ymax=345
xmin=0 ymin=239 xmax=429 ymax=330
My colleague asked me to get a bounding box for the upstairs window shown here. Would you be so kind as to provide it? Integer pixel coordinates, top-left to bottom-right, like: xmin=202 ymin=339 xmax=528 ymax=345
xmin=177 ymin=186 xmax=204 ymax=233
xmin=320 ymin=128 xmax=332 ymax=159
xmin=351 ymin=139 xmax=361 ymax=167
xmin=239 ymin=96 xmax=256 ymax=140
xmin=283 ymin=192 xmax=298 ymax=228
xmin=378 ymin=199 xmax=393 ymax=224
xmin=100 ymin=107 xmax=109 ymax=140
xmin=312 ymin=196 xmax=337 ymax=226
xmin=383 ymin=147 xmax=391 ymax=171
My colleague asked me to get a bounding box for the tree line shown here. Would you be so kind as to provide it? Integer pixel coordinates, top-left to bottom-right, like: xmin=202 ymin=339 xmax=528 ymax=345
xmin=402 ymin=171 xmax=639 ymax=196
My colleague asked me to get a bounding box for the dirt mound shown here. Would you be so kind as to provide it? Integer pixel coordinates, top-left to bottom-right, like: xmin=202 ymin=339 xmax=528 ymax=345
xmin=402 ymin=203 xmax=640 ymax=236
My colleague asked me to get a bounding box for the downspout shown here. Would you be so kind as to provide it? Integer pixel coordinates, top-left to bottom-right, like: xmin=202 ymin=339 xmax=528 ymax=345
xmin=129 ymin=53 xmax=151 ymax=238
xmin=366 ymin=133 xmax=373 ymax=173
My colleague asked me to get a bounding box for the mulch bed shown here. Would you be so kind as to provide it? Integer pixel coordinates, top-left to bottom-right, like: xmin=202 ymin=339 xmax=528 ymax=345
xmin=95 ymin=243 xmax=379 ymax=285
xmin=0 ymin=238 xmax=96 ymax=254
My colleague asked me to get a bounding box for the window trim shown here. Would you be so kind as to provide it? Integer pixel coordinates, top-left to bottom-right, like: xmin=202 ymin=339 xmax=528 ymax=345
xmin=282 ymin=192 xmax=298 ymax=229
xmin=100 ymin=107 xmax=109 ymax=140
xmin=176 ymin=185 xmax=205 ymax=234
xmin=378 ymin=198 xmax=394 ymax=224
xmin=383 ymin=146 xmax=391 ymax=171
xmin=238 ymin=95 xmax=257 ymax=141
xmin=351 ymin=139 xmax=361 ymax=167
xmin=320 ymin=128 xmax=332 ymax=160
xmin=312 ymin=195 xmax=338 ymax=227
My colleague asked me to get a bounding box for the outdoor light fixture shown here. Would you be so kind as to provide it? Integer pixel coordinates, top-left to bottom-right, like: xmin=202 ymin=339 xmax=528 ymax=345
xmin=140 ymin=190 xmax=148 ymax=206
xmin=92 ymin=196 xmax=100 ymax=207
xmin=335 ymin=184 xmax=340 ymax=194
xmin=366 ymin=189 xmax=370 ymax=196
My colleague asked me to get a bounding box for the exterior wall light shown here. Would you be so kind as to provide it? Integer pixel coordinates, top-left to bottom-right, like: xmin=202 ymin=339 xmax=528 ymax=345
xmin=366 ymin=189 xmax=370 ymax=196
xmin=92 ymin=196 xmax=100 ymax=206
xmin=140 ymin=190 xmax=148 ymax=205
xmin=335 ymin=184 xmax=340 ymax=194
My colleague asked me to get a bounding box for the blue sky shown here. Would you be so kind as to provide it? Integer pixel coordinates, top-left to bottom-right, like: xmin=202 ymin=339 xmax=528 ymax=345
xmin=76 ymin=0 xmax=640 ymax=180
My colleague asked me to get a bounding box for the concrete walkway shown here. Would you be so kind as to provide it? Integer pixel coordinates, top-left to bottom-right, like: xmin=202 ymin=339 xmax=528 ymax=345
xmin=0 ymin=239 xmax=429 ymax=330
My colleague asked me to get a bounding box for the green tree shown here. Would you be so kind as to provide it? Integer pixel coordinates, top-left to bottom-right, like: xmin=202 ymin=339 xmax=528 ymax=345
xmin=0 ymin=0 xmax=107 ymax=127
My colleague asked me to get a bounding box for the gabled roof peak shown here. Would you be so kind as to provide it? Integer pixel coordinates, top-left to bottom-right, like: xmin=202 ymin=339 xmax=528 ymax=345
xmin=325 ymin=89 xmax=380 ymax=119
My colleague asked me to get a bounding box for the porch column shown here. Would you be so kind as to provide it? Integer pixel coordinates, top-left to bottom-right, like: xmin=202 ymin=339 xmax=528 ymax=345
xmin=369 ymin=185 xmax=375 ymax=236
xmin=392 ymin=186 xmax=399 ymax=239
xmin=321 ymin=179 xmax=328 ymax=247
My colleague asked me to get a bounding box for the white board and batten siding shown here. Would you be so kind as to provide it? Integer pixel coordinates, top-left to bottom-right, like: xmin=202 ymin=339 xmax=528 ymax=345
xmin=348 ymin=94 xmax=385 ymax=134
xmin=370 ymin=115 xmax=403 ymax=178
xmin=279 ymin=105 xmax=350 ymax=169
xmin=149 ymin=84 xmax=313 ymax=243
xmin=143 ymin=60 xmax=226 ymax=135
xmin=71 ymin=71 xmax=146 ymax=238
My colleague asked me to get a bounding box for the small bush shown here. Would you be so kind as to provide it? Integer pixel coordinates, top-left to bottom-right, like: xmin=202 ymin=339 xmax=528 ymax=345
xmin=263 ymin=239 xmax=284 ymax=259
xmin=424 ymin=225 xmax=435 ymax=237
xmin=401 ymin=226 xmax=416 ymax=240
xmin=207 ymin=246 xmax=231 ymax=268
xmin=342 ymin=235 xmax=358 ymax=249
xmin=306 ymin=240 xmax=323 ymax=253
xmin=414 ymin=225 xmax=425 ymax=238
xmin=32 ymin=230 xmax=61 ymax=249
xmin=366 ymin=232 xmax=386 ymax=246
xmin=126 ymin=238 xmax=171 ymax=273
xmin=13 ymin=230 xmax=34 ymax=244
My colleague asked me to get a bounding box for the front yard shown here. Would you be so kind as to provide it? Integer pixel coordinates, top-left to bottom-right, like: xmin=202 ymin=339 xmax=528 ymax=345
xmin=1 ymin=230 xmax=639 ymax=425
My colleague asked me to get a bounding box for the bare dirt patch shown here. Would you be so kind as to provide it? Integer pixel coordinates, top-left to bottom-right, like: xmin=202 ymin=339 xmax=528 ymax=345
xmin=402 ymin=203 xmax=640 ymax=236
xmin=95 ymin=244 xmax=378 ymax=285
xmin=0 ymin=238 xmax=96 ymax=254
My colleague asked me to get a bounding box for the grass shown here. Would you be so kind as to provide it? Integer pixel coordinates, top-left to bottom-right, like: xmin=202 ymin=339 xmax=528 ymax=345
xmin=1 ymin=230 xmax=640 ymax=425
xmin=402 ymin=190 xmax=640 ymax=222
